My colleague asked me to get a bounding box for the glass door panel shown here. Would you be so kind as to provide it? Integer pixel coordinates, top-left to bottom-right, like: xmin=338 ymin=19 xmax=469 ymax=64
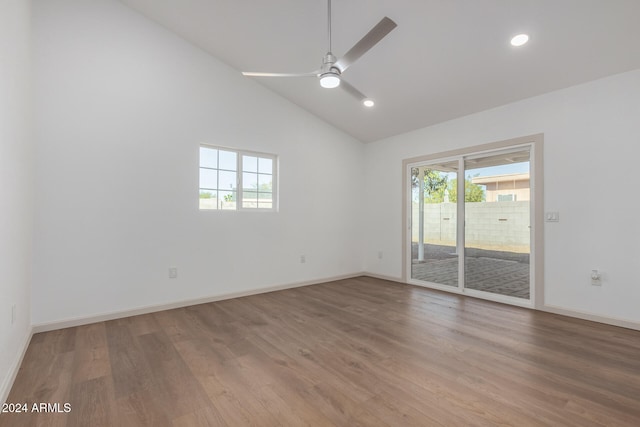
xmin=463 ymin=150 xmax=531 ymax=299
xmin=410 ymin=161 xmax=459 ymax=287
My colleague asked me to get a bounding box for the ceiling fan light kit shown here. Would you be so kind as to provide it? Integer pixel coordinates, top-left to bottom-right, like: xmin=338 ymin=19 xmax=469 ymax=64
xmin=242 ymin=0 xmax=396 ymax=107
xmin=320 ymin=73 xmax=341 ymax=88
xmin=319 ymin=52 xmax=341 ymax=88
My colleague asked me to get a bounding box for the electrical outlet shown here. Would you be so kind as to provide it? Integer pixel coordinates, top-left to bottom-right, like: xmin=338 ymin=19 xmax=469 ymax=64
xmin=11 ymin=304 xmax=16 ymax=325
xmin=300 ymin=255 xmax=306 ymax=264
xmin=169 ymin=267 xmax=178 ymax=279
xmin=591 ymin=269 xmax=601 ymax=286
xmin=377 ymin=251 xmax=383 ymax=260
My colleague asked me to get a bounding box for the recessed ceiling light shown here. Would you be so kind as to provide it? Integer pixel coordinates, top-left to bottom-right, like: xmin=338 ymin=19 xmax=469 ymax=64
xmin=510 ymin=34 xmax=529 ymax=47
xmin=363 ymin=99 xmax=375 ymax=108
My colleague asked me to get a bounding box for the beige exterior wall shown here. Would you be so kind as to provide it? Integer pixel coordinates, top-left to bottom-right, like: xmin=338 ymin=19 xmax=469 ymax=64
xmin=472 ymin=173 xmax=530 ymax=202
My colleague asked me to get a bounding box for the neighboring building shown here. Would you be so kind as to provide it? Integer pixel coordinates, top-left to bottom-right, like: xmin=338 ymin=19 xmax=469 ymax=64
xmin=472 ymin=173 xmax=530 ymax=202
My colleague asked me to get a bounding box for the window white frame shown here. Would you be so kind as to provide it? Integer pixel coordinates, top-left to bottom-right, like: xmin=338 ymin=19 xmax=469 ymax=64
xmin=199 ymin=144 xmax=278 ymax=212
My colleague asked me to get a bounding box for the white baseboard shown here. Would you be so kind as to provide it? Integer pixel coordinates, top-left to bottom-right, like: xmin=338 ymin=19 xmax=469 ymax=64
xmin=32 ymin=272 xmax=365 ymax=333
xmin=1 ymin=326 xmax=33 ymax=405
xmin=362 ymin=273 xmax=640 ymax=332
xmin=541 ymin=304 xmax=640 ymax=331
xmin=361 ymin=272 xmax=403 ymax=283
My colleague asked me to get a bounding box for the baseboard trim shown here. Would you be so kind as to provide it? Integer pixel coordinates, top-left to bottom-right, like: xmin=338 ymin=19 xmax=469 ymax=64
xmin=361 ymin=272 xmax=403 ymax=283
xmin=27 ymin=272 xmax=640 ymax=350
xmin=362 ymin=273 xmax=640 ymax=332
xmin=1 ymin=326 xmax=33 ymax=405
xmin=32 ymin=272 xmax=365 ymax=334
xmin=541 ymin=304 xmax=640 ymax=331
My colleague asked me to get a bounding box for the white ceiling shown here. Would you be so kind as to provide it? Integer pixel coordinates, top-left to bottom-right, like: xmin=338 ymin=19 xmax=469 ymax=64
xmin=119 ymin=0 xmax=640 ymax=142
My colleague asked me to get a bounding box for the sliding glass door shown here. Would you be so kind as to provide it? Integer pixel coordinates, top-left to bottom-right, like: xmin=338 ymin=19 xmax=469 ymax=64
xmin=464 ymin=150 xmax=531 ymax=299
xmin=407 ymin=145 xmax=534 ymax=306
xmin=410 ymin=161 xmax=459 ymax=287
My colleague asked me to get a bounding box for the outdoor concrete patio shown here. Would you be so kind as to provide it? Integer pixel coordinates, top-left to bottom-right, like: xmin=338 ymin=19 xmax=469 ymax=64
xmin=411 ymin=243 xmax=530 ymax=299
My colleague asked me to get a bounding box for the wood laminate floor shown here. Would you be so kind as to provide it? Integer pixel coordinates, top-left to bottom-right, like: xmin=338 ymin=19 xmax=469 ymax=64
xmin=2 ymin=276 xmax=640 ymax=426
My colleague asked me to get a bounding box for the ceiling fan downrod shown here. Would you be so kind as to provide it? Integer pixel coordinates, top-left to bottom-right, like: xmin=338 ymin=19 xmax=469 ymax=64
xmin=320 ymin=0 xmax=341 ymax=88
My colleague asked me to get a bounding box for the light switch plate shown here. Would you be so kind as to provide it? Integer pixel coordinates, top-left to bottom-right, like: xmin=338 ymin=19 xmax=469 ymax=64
xmin=545 ymin=212 xmax=559 ymax=222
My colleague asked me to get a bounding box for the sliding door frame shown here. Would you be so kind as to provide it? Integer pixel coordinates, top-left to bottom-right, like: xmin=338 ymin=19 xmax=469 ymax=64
xmin=402 ymin=134 xmax=544 ymax=309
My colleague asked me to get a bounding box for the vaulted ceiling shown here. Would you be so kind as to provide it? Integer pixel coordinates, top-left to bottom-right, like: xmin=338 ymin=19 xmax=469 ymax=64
xmin=119 ymin=0 xmax=640 ymax=142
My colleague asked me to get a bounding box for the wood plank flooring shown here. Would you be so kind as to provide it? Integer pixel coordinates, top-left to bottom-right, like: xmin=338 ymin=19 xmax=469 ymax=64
xmin=2 ymin=276 xmax=640 ymax=426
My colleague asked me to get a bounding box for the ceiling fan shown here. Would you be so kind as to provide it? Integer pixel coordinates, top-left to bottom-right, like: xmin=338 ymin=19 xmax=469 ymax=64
xmin=242 ymin=0 xmax=397 ymax=107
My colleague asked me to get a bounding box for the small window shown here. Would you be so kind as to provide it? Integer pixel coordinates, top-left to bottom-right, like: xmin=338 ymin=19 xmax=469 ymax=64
xmin=497 ymin=194 xmax=515 ymax=202
xmin=199 ymin=145 xmax=277 ymax=211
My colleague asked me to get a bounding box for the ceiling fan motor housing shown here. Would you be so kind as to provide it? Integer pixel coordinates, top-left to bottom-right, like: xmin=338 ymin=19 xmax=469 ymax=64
xmin=321 ymin=52 xmax=340 ymax=74
xmin=319 ymin=52 xmax=341 ymax=88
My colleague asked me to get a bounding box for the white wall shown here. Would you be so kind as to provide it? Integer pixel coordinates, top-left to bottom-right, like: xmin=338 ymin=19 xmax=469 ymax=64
xmin=32 ymin=0 xmax=364 ymax=325
xmin=364 ymin=69 xmax=640 ymax=324
xmin=0 ymin=0 xmax=33 ymax=402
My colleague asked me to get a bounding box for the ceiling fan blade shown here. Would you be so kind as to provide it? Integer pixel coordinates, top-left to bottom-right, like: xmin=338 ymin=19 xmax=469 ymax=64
xmin=242 ymin=71 xmax=320 ymax=77
xmin=334 ymin=17 xmax=397 ymax=72
xmin=340 ymin=79 xmax=367 ymax=101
